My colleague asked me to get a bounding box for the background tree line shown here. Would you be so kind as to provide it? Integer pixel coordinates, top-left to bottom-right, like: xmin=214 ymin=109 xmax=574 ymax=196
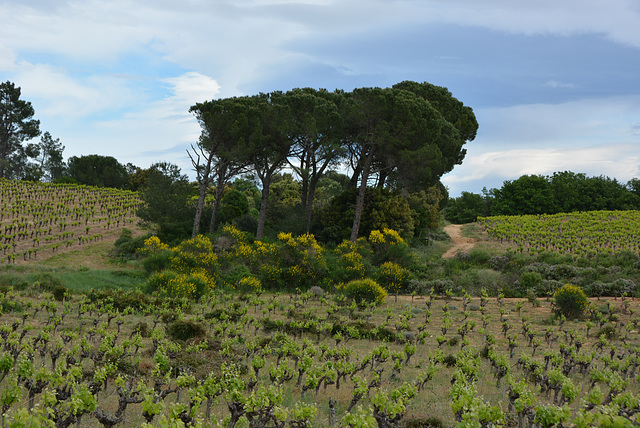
xmin=446 ymin=171 xmax=640 ymax=223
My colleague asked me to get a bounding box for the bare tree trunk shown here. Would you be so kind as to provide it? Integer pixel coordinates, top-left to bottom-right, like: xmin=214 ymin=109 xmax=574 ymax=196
xmin=256 ymin=180 xmax=270 ymax=239
xmin=209 ymin=173 xmax=226 ymax=233
xmin=350 ymin=147 xmax=373 ymax=242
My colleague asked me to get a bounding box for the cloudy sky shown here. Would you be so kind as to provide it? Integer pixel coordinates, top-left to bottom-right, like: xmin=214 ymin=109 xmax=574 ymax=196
xmin=1 ymin=0 xmax=639 ymax=196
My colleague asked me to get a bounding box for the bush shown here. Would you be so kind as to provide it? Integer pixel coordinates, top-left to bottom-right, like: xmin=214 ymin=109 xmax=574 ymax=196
xmin=142 ymin=249 xmax=173 ymax=274
xmin=340 ymin=278 xmax=387 ymax=306
xmin=52 ymin=285 xmax=68 ymax=302
xmin=520 ymin=271 xmax=543 ymax=292
xmin=375 ymin=261 xmax=410 ymax=294
xmin=167 ymin=320 xmax=206 ymax=342
xmin=553 ymin=284 xmax=589 ymax=320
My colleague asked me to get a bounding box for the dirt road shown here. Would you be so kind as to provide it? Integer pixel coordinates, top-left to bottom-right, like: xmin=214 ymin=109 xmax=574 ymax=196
xmin=442 ymin=224 xmax=477 ymax=258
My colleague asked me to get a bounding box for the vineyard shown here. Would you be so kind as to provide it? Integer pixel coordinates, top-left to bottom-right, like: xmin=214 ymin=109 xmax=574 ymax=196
xmin=1 ymin=181 xmax=640 ymax=427
xmin=0 ymin=179 xmax=141 ymax=264
xmin=0 ymin=279 xmax=638 ymax=427
xmin=478 ymin=211 xmax=640 ymax=258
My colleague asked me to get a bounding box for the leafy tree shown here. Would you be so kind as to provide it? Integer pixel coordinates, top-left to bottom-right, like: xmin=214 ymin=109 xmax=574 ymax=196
xmin=491 ymin=174 xmax=554 ymax=215
xmin=267 ymin=173 xmax=303 ymax=233
xmin=0 ymin=81 xmax=41 ymax=179
xmin=283 ymin=88 xmax=345 ymax=232
xmin=189 ymin=97 xmax=254 ymax=235
xmin=319 ymin=187 xmax=415 ymax=243
xmin=445 ymin=191 xmax=489 ymax=224
xmin=217 ymin=188 xmax=250 ymax=226
xmin=342 ymin=84 xmax=475 ymax=241
xmin=137 ymin=162 xmax=195 ymax=243
xmin=244 ymin=92 xmax=294 ymax=239
xmin=35 ymin=132 xmax=65 ymax=182
xmin=66 ymin=154 xmax=129 ymax=189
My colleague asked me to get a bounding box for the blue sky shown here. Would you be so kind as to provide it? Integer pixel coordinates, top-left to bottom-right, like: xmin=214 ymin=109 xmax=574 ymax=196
xmin=1 ymin=0 xmax=639 ymax=196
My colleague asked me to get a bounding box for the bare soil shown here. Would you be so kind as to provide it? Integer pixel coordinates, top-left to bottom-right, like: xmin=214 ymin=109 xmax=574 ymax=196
xmin=442 ymin=224 xmax=477 ymax=258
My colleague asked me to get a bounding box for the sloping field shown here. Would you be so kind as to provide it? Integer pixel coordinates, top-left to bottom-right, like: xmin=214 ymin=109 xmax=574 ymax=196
xmin=0 ymin=179 xmax=142 ymax=264
xmin=479 ymin=210 xmax=640 ymax=257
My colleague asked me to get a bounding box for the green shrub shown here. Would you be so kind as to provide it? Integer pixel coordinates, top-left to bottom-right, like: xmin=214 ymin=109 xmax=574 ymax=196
xmin=52 ymin=285 xmax=68 ymax=302
xmin=553 ymin=284 xmax=589 ymax=320
xmin=340 ymin=278 xmax=387 ymax=306
xmin=142 ymin=249 xmax=173 ymax=274
xmin=167 ymin=320 xmax=206 ymax=342
xmin=520 ymin=271 xmax=543 ymax=292
xmin=469 ymin=249 xmax=492 ymax=265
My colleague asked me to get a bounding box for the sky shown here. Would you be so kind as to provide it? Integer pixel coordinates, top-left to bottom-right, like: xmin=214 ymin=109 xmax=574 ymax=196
xmin=1 ymin=0 xmax=639 ymax=197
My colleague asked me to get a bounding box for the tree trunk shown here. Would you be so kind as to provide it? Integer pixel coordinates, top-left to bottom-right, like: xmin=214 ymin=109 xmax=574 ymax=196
xmin=192 ymin=181 xmax=208 ymax=237
xmin=209 ymin=175 xmax=226 ymax=233
xmin=350 ymin=147 xmax=373 ymax=242
xmin=256 ymin=177 xmax=271 ymax=239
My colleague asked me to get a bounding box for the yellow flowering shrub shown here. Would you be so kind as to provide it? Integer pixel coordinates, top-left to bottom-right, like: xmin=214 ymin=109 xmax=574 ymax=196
xmin=222 ymin=225 xmax=248 ymax=244
xmin=237 ymin=276 xmax=262 ymax=293
xmin=553 ymin=284 xmax=589 ymax=320
xmin=147 ymin=269 xmax=213 ymax=300
xmin=169 ymin=235 xmax=219 ymax=275
xmin=340 ymin=278 xmax=387 ymax=306
xmin=375 ymin=261 xmax=410 ymax=294
xmin=138 ymin=236 xmax=169 ymax=256
xmin=368 ymin=228 xmax=415 ymax=266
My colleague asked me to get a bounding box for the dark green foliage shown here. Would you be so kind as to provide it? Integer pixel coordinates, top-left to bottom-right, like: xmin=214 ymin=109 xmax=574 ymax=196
xmin=402 ymin=416 xmax=446 ymax=428
xmin=167 ymin=320 xmax=206 ymax=342
xmin=319 ymin=187 xmax=416 ymax=243
xmin=65 ymin=154 xmax=129 ymax=189
xmin=520 ymin=271 xmax=543 ymax=292
xmin=112 ymin=229 xmax=151 ymax=260
xmin=218 ymin=188 xmax=250 ymax=226
xmin=487 ymin=171 xmax=640 ymax=216
xmin=137 ymin=162 xmax=195 ymax=243
xmin=0 ymin=81 xmax=41 ymax=180
xmin=86 ymin=289 xmax=153 ymax=312
xmin=142 ymin=250 xmax=173 ymax=274
xmin=445 ymin=191 xmax=490 ymax=224
xmin=234 ymin=213 xmax=258 ymax=235
xmin=443 ymin=354 xmax=457 ymax=367
xmin=52 ymin=285 xmax=68 ymax=301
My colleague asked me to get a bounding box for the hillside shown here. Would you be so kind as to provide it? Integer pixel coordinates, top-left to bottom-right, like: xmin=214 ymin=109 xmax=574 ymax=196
xmin=0 ymin=179 xmax=143 ymax=265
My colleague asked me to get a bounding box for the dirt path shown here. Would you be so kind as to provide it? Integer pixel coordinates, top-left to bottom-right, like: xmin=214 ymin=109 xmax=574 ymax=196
xmin=442 ymin=224 xmax=477 ymax=258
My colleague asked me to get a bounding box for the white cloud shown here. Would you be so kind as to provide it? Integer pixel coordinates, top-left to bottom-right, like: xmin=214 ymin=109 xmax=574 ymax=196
xmin=162 ymin=72 xmax=221 ymax=106
xmin=13 ymin=62 xmax=137 ymax=118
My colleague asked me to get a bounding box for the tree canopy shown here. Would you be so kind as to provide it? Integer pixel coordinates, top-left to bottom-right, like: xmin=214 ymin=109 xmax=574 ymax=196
xmin=66 ymin=154 xmax=129 ymax=189
xmin=0 ymin=81 xmax=42 ymax=179
xmin=189 ymin=82 xmax=477 ymax=241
